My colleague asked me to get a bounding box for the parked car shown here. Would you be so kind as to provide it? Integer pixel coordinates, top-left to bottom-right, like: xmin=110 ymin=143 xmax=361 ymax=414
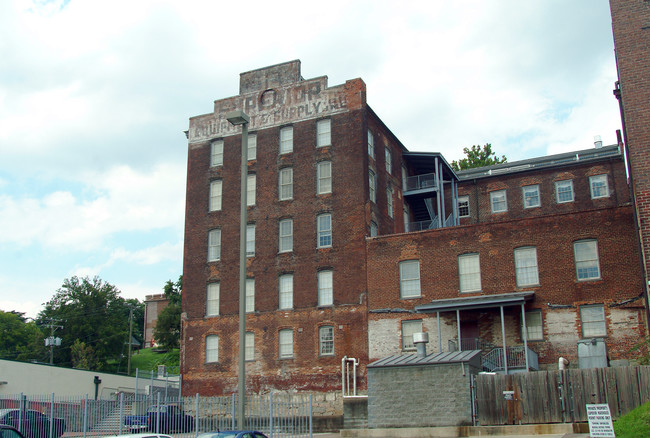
xmin=0 ymin=425 xmax=26 ymax=438
xmin=123 ymin=405 xmax=193 ymax=433
xmin=112 ymin=434 xmax=172 ymax=438
xmin=0 ymin=409 xmax=65 ymax=438
xmin=198 ymin=432 xmax=269 ymax=438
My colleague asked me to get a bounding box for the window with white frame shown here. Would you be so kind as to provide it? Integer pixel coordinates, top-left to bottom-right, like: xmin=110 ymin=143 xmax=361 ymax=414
xmin=246 ymin=224 xmax=255 ymax=257
xmin=590 ymin=174 xmax=609 ymax=199
xmin=317 ymin=213 xmax=332 ymax=248
xmin=205 ymin=335 xmax=219 ymax=363
xmin=247 ymin=174 xmax=256 ymax=206
xmin=459 ymin=253 xmax=481 ymax=292
xmin=245 ymin=332 xmax=254 ymax=361
xmin=580 ymin=304 xmax=607 ymax=337
xmin=402 ymin=320 xmax=422 ymax=350
xmin=458 ymin=195 xmax=470 ymax=218
xmin=279 ymin=167 xmax=293 ymax=201
xmin=246 ymin=278 xmax=255 ymax=313
xmin=523 ymin=185 xmax=541 ymax=209
xmin=208 ymin=229 xmax=221 ymax=262
xmin=574 ymin=239 xmax=600 ymax=281
xmin=279 ymin=329 xmax=293 ymax=358
xmin=387 ymin=185 xmax=394 ymax=218
xmin=555 ymin=180 xmax=574 ymax=203
xmin=279 ymin=274 xmax=293 ymax=309
xmin=318 ymin=270 xmax=333 ymax=306
xmin=399 ymin=260 xmax=421 ymax=298
xmin=210 ymin=140 xmax=224 ymax=167
xmin=385 ymin=148 xmax=392 ymax=173
xmin=522 ymin=310 xmax=543 ymax=341
xmin=514 ymin=247 xmax=539 ymax=287
xmin=247 ymin=134 xmax=257 ymax=161
xmin=317 ymin=119 xmax=331 ymax=147
xmin=490 ymin=190 xmax=507 ymax=213
xmin=209 ymin=180 xmax=222 ymax=212
xmin=367 ymin=130 xmax=374 ymax=158
xmin=369 ymin=169 xmax=376 ymax=203
xmin=370 ymin=221 xmax=378 ymax=237
xmin=206 ymin=282 xmax=219 ymax=316
xmin=279 ymin=218 xmax=293 ymax=253
xmin=317 ymin=161 xmax=332 ymax=194
xmin=319 ymin=326 xmax=334 ymax=356
xmin=280 ymin=126 xmax=293 ymax=154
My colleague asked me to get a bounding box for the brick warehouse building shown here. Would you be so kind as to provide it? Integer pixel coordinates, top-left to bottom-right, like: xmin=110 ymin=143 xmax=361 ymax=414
xmin=181 ymin=60 xmax=648 ymax=400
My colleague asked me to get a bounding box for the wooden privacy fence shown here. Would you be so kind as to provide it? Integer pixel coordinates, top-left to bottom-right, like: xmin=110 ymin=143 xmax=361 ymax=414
xmin=474 ymin=366 xmax=650 ymax=425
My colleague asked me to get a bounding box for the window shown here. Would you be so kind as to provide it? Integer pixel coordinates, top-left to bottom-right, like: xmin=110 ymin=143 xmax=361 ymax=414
xmin=279 ymin=274 xmax=293 ymax=309
xmin=246 ymin=224 xmax=255 ymax=257
xmin=317 ymin=213 xmax=332 ymax=248
xmin=459 ymin=253 xmax=481 ymax=292
xmin=318 ymin=270 xmax=333 ymax=306
xmin=490 ymin=190 xmax=507 ymax=213
xmin=247 ymin=134 xmax=257 ymax=161
xmin=245 ymin=332 xmax=254 ymax=361
xmin=590 ymin=174 xmax=609 ymax=199
xmin=247 ymin=174 xmax=256 ymax=206
xmin=574 ymin=240 xmax=600 ymax=280
xmin=514 ymin=247 xmax=539 ymax=287
xmin=317 ymin=161 xmax=332 ymax=194
xmin=279 ymin=167 xmax=293 ymax=200
xmin=208 ymin=229 xmax=221 ymax=262
xmin=210 ymin=140 xmax=223 ymax=167
xmin=367 ymin=130 xmax=374 ymax=158
xmin=205 ymin=335 xmax=219 ymax=363
xmin=402 ymin=320 xmax=422 ymax=350
xmin=555 ymin=180 xmax=574 ymax=203
xmin=317 ymin=119 xmax=331 ymax=147
xmin=279 ymin=218 xmax=293 ymax=253
xmin=206 ymin=283 xmax=219 ymax=316
xmin=399 ymin=260 xmax=421 ymax=298
xmin=209 ymin=180 xmax=222 ymax=212
xmin=280 ymin=126 xmax=293 ymax=154
xmin=581 ymin=304 xmax=607 ymax=337
xmin=319 ymin=326 xmax=334 ymax=356
xmin=279 ymin=329 xmax=293 ymax=358
xmin=523 ymin=185 xmax=541 ymax=209
xmin=370 ymin=221 xmax=378 ymax=237
xmin=385 ymin=148 xmax=392 ymax=173
xmin=387 ymin=185 xmax=394 ymax=218
xmin=522 ymin=310 xmax=543 ymax=341
xmin=246 ymin=278 xmax=255 ymax=313
xmin=369 ymin=169 xmax=376 ymax=203
xmin=458 ymin=195 xmax=470 ymax=218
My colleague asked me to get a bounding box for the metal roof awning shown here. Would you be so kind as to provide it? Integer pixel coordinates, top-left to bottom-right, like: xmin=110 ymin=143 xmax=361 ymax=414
xmin=415 ymin=291 xmax=535 ymax=313
xmin=368 ymin=350 xmax=482 ymax=368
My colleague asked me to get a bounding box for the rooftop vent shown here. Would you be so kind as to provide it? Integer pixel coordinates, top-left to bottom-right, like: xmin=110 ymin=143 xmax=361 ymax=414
xmin=594 ymin=135 xmax=603 ymax=148
xmin=413 ymin=332 xmax=429 ymax=358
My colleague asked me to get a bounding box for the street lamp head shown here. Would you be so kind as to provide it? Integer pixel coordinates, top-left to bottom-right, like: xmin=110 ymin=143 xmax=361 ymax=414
xmin=226 ymin=110 xmax=250 ymax=126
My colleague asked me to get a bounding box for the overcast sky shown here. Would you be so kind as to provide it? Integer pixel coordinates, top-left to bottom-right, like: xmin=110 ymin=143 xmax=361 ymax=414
xmin=0 ymin=0 xmax=621 ymax=318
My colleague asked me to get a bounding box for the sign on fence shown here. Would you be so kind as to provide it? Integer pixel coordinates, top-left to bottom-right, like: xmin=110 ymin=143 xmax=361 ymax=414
xmin=586 ymin=404 xmax=615 ymax=438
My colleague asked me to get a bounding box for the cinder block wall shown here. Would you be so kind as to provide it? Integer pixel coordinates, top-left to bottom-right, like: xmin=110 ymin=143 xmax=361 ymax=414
xmin=367 ymin=363 xmax=478 ymax=428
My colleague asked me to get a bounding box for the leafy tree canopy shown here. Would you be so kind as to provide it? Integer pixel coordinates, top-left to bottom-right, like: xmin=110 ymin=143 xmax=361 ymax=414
xmin=37 ymin=276 xmax=130 ymax=371
xmin=153 ymin=276 xmax=182 ymax=350
xmin=451 ymin=143 xmax=507 ymax=171
xmin=0 ymin=310 xmax=46 ymax=362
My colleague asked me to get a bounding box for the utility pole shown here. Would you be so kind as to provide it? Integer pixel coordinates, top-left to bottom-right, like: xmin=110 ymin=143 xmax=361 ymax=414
xmin=43 ymin=318 xmax=63 ymax=364
xmin=127 ymin=305 xmax=134 ymax=375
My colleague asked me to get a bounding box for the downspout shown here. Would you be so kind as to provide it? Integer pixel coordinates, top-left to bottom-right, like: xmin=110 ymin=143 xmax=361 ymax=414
xmin=614 ymin=81 xmax=650 ymax=335
xmin=521 ymin=304 xmax=529 ymax=371
xmin=500 ymin=306 xmax=508 ymax=374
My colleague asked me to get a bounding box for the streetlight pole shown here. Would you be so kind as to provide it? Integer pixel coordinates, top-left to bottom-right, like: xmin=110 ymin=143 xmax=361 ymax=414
xmin=226 ymin=110 xmax=250 ymax=430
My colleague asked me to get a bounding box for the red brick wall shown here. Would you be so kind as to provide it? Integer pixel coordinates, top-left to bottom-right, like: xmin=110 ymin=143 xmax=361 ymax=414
xmin=366 ymin=204 xmax=646 ymax=365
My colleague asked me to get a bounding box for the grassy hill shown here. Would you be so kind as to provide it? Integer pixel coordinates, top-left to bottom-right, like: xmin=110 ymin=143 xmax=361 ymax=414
xmin=613 ymin=401 xmax=650 ymax=438
xmin=126 ymin=348 xmax=179 ymax=375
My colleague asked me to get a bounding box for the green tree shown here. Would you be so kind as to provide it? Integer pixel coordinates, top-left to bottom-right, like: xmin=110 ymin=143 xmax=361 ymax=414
xmin=153 ymin=276 xmax=182 ymax=350
xmin=451 ymin=143 xmax=507 ymax=171
xmin=38 ymin=276 xmax=128 ymax=370
xmin=0 ymin=310 xmax=46 ymax=362
xmin=70 ymin=339 xmax=99 ymax=370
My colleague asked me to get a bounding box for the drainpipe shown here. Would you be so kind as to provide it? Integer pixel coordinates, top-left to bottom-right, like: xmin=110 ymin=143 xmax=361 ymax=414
xmin=559 ymin=357 xmax=569 ymax=371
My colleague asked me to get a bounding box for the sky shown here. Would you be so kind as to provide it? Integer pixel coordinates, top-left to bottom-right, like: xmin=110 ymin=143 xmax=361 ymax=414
xmin=0 ymin=0 xmax=622 ymax=318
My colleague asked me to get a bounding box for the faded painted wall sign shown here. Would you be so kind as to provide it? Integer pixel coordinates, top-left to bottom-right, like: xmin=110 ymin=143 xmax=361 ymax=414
xmin=189 ymin=78 xmax=348 ymax=144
